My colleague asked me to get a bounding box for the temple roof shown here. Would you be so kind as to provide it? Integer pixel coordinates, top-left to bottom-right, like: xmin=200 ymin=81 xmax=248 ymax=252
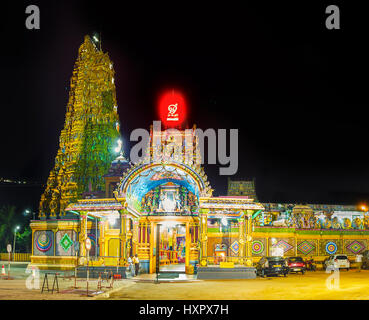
xmin=104 ymin=152 xmax=130 ymax=178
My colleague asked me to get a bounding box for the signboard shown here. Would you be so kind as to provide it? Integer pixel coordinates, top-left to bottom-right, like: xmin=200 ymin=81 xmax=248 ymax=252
xmin=7 ymin=244 xmax=11 ymax=253
xmin=159 ymin=90 xmax=187 ymax=127
xmin=85 ymin=238 xmax=91 ymax=251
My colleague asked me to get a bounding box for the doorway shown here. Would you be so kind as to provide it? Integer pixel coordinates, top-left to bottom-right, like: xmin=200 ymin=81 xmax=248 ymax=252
xmin=156 ymin=223 xmax=186 ymax=273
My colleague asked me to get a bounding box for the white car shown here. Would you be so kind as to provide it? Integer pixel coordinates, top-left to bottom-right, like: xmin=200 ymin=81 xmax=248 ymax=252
xmin=324 ymin=254 xmax=350 ymax=271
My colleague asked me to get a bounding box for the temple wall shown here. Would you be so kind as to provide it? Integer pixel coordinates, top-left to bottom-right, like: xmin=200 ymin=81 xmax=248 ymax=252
xmin=204 ymin=225 xmax=369 ymax=265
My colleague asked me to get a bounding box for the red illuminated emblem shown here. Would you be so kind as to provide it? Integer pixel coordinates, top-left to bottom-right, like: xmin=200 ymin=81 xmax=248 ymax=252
xmin=159 ymin=90 xmax=187 ymax=127
xmin=167 ymin=103 xmax=178 ymax=121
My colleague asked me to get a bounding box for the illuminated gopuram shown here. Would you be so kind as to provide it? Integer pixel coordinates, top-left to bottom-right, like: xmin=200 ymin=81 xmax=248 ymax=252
xmin=30 ymin=35 xmax=122 ymax=270
xmin=39 ymin=35 xmax=121 ymax=219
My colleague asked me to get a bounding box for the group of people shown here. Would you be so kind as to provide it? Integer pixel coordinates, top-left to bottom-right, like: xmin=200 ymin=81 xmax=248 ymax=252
xmin=128 ymin=254 xmax=140 ymax=277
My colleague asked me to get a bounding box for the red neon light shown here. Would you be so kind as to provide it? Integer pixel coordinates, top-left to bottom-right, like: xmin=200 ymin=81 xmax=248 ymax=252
xmin=158 ymin=90 xmax=187 ymax=127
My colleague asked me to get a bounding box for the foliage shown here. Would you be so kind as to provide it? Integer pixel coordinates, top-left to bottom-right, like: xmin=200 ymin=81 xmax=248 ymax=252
xmin=0 ymin=206 xmax=32 ymax=253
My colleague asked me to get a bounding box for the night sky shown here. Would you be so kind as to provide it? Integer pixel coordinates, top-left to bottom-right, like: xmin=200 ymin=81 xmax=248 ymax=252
xmin=0 ymin=1 xmax=368 ymax=212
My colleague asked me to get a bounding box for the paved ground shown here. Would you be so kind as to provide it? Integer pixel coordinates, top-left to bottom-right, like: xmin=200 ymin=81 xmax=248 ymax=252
xmin=104 ymin=269 xmax=369 ymax=300
xmin=0 ymin=261 xmax=127 ymax=300
xmin=1 ymin=261 xmax=369 ymax=300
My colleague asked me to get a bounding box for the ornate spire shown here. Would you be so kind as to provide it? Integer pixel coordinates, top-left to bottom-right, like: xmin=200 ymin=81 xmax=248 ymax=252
xmin=39 ymin=35 xmax=121 ymax=219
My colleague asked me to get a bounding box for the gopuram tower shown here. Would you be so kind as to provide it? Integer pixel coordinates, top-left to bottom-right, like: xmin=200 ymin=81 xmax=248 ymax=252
xmin=39 ymin=35 xmax=121 ymax=219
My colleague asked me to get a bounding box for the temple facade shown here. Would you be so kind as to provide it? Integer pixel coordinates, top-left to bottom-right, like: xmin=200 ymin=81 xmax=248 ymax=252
xmin=30 ymin=36 xmax=369 ymax=274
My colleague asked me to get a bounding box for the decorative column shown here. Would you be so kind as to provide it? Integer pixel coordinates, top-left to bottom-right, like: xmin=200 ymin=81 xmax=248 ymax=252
xmin=98 ymin=219 xmax=106 ymax=263
xmin=189 ymin=219 xmax=200 ymax=269
xmin=79 ymin=214 xmax=87 ymax=261
xmin=245 ymin=210 xmax=253 ymax=266
xmin=238 ymin=214 xmax=246 ymax=265
xmin=132 ymin=219 xmax=139 ymax=256
xmin=120 ymin=211 xmax=128 ymax=265
xmin=199 ymin=209 xmax=208 ymax=267
xmin=126 ymin=218 xmax=133 ymax=258
xmin=185 ymin=222 xmax=190 ymax=272
xmin=138 ymin=219 xmax=150 ymax=273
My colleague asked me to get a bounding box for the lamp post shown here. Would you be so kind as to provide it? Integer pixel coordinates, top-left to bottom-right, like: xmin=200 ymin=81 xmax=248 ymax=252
xmin=25 ymin=209 xmax=36 ymax=220
xmin=13 ymin=226 xmax=20 ymax=256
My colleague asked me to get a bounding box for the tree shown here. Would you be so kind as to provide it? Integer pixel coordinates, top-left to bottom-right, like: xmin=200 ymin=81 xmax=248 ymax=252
xmin=0 ymin=206 xmax=32 ymax=253
xmin=0 ymin=206 xmax=16 ymax=252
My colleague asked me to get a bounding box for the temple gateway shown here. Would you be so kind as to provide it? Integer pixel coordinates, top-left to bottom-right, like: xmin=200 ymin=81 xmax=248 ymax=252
xmin=30 ymin=36 xmax=369 ymax=275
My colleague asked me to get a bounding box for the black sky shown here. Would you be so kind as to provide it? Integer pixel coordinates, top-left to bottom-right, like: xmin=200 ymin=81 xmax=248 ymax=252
xmin=0 ymin=1 xmax=368 ymax=211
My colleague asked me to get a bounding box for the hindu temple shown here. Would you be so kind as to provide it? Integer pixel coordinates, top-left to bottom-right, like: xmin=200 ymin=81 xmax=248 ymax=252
xmin=30 ymin=35 xmax=369 ymax=277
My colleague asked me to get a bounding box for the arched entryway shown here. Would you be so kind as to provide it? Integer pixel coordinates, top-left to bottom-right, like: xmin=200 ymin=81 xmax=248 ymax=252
xmin=117 ymin=162 xmax=208 ymax=273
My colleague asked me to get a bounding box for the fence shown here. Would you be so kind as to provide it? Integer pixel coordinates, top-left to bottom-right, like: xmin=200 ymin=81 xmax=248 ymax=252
xmin=0 ymin=253 xmax=31 ymax=262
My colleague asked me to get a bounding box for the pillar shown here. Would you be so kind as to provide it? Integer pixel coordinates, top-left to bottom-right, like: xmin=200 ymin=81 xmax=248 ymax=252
xmin=138 ymin=219 xmax=150 ymax=273
xmin=245 ymin=210 xmax=253 ymax=266
xmin=189 ymin=219 xmax=200 ymax=268
xmin=199 ymin=209 xmax=208 ymax=267
xmin=185 ymin=222 xmax=190 ymax=272
xmin=126 ymin=218 xmax=133 ymax=258
xmin=79 ymin=214 xmax=87 ymax=260
xmin=132 ymin=219 xmax=139 ymax=256
xmin=238 ymin=215 xmax=246 ymax=265
xmin=120 ymin=212 xmax=127 ymax=265
xmin=98 ymin=219 xmax=106 ymax=262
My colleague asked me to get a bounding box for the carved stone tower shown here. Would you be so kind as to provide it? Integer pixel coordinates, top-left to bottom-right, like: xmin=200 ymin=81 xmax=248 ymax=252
xmin=39 ymin=35 xmax=121 ymax=219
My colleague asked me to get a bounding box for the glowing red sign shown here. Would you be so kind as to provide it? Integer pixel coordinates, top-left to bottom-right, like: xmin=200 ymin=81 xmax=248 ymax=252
xmin=159 ymin=90 xmax=187 ymax=127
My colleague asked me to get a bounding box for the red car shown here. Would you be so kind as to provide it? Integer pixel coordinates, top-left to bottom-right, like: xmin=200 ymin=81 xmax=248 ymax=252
xmin=287 ymin=257 xmax=306 ymax=274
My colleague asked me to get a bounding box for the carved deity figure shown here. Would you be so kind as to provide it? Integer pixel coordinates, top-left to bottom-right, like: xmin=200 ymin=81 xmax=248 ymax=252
xmin=175 ymin=192 xmax=181 ymax=211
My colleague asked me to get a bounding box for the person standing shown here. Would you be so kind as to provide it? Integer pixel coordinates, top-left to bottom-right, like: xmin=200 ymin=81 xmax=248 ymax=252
xmin=356 ymin=253 xmax=363 ymax=272
xmin=128 ymin=256 xmax=135 ymax=277
xmin=133 ymin=254 xmax=140 ymax=277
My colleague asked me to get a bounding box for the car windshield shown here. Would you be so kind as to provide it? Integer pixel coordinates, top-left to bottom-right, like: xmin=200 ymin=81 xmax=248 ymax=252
xmin=288 ymin=257 xmax=303 ymax=262
xmin=267 ymin=257 xmax=284 ymax=261
xmin=336 ymin=256 xmax=348 ymax=260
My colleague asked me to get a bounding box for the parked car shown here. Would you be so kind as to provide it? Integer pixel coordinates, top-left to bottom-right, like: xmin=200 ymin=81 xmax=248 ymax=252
xmin=287 ymin=256 xmax=306 ymax=274
xmin=256 ymin=256 xmax=289 ymax=277
xmin=324 ymin=254 xmax=350 ymax=271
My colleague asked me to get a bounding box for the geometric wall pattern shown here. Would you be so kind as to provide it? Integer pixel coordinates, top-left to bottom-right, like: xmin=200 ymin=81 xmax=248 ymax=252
xmin=325 ymin=241 xmax=338 ymax=255
xmin=297 ymin=240 xmax=317 ymax=256
xmin=33 ymin=230 xmax=54 ymax=256
xmin=55 ymin=230 xmax=78 ymax=256
xmin=230 ymin=240 xmax=239 ymax=255
xmin=319 ymin=239 xmax=342 ymax=256
xmin=252 ymin=238 xmax=266 ymax=256
xmin=344 ymin=239 xmax=367 ymax=255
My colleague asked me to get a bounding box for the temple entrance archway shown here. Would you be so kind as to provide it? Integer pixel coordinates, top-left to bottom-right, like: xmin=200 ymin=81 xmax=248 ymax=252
xmin=116 ymin=162 xmax=205 ymax=274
